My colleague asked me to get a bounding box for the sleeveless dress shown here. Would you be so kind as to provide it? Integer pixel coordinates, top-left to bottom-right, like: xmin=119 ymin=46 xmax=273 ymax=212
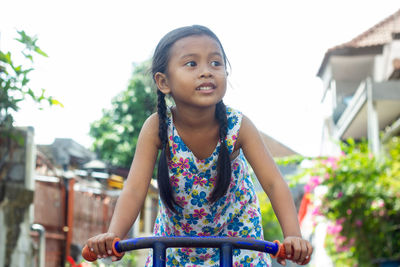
xmin=145 ymin=106 xmax=271 ymax=267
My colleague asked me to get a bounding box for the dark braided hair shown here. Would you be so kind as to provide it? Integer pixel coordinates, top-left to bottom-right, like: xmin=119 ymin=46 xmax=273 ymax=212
xmin=209 ymin=100 xmax=231 ymax=203
xmin=152 ymin=25 xmax=231 ymax=212
xmin=156 ymin=90 xmax=178 ymax=212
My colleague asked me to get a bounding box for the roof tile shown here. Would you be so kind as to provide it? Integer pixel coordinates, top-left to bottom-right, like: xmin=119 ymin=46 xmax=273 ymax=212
xmin=318 ymin=9 xmax=400 ymax=77
xmin=332 ymin=9 xmax=400 ymax=50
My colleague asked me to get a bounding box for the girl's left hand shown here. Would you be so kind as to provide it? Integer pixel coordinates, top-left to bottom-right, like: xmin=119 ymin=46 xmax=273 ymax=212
xmin=277 ymin=236 xmax=313 ymax=266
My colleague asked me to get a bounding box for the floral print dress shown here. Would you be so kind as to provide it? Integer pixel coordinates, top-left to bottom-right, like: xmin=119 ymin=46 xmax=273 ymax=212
xmin=145 ymin=106 xmax=271 ymax=267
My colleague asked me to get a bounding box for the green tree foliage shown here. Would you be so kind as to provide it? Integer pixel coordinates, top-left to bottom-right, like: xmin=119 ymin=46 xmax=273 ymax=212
xmin=1 ymin=30 xmax=61 ymax=176
xmin=90 ymin=62 xmax=157 ymax=168
xmin=0 ymin=30 xmax=62 ymax=138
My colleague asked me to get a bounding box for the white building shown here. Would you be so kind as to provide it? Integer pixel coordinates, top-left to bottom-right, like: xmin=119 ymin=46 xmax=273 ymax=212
xmin=318 ymin=9 xmax=400 ymax=156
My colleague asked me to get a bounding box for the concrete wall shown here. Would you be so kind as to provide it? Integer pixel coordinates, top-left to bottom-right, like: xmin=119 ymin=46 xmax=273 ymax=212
xmin=0 ymin=127 xmax=35 ymax=267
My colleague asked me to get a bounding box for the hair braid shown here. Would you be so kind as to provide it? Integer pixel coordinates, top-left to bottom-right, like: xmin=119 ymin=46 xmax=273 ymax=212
xmin=157 ymin=91 xmax=168 ymax=146
xmin=157 ymin=90 xmax=179 ymax=213
xmin=209 ymin=100 xmax=232 ymax=203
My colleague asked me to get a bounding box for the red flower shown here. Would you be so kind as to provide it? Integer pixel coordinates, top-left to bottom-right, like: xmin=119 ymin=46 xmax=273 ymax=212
xmin=176 ymin=196 xmax=188 ymax=206
xmin=193 ymin=208 xmax=207 ymax=219
xmin=247 ymin=208 xmax=257 ymax=218
xmin=198 ymin=232 xmax=211 ymax=236
xmin=228 ymin=231 xmax=238 ymax=237
xmin=182 ymin=223 xmax=193 ymax=233
xmin=66 ymin=256 xmax=82 ymax=267
xmin=177 ymin=158 xmax=190 ymax=169
xmin=194 ymin=176 xmax=207 ymax=186
xmin=170 ymin=176 xmax=179 ymax=187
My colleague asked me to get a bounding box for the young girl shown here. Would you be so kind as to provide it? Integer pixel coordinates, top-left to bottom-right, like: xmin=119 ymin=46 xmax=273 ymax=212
xmin=86 ymin=25 xmax=313 ymax=266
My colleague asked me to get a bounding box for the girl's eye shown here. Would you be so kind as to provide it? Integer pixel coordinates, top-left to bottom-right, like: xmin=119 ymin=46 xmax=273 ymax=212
xmin=211 ymin=61 xmax=222 ymax=67
xmin=185 ymin=61 xmax=197 ymax=67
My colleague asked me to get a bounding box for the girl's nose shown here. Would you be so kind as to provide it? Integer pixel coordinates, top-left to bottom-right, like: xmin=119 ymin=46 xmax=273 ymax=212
xmin=199 ymin=66 xmax=213 ymax=78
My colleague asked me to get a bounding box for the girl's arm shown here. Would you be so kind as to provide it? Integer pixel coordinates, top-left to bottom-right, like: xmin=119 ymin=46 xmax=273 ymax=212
xmin=238 ymin=115 xmax=312 ymax=266
xmin=86 ymin=113 xmax=161 ymax=260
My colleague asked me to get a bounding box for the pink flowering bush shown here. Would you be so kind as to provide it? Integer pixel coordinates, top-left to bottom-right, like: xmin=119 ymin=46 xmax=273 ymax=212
xmin=280 ymin=137 xmax=400 ymax=266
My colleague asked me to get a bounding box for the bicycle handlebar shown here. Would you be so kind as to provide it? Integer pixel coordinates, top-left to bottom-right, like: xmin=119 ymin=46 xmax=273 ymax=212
xmin=82 ymin=237 xmax=123 ymax=261
xmin=82 ymin=236 xmax=308 ymax=266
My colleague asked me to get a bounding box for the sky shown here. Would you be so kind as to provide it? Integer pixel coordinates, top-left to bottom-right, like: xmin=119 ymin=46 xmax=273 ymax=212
xmin=1 ymin=0 xmax=399 ymax=157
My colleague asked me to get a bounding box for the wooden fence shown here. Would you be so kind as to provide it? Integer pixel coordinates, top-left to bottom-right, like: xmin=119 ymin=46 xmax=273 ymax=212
xmin=33 ymin=177 xmax=119 ymax=267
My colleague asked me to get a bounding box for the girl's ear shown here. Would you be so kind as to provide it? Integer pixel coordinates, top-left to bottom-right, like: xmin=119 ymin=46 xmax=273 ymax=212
xmin=154 ymin=72 xmax=171 ymax=95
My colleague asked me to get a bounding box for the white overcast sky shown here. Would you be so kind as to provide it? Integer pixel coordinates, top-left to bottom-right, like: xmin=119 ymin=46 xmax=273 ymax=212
xmin=1 ymin=0 xmax=399 ymax=156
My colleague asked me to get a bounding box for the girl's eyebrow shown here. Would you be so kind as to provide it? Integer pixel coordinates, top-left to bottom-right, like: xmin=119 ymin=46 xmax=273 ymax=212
xmin=180 ymin=52 xmax=223 ymax=60
xmin=180 ymin=53 xmax=197 ymax=59
xmin=210 ymin=52 xmax=223 ymax=57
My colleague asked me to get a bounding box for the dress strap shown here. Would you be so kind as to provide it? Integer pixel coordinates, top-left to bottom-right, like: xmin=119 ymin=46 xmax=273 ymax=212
xmin=225 ymin=106 xmax=242 ymax=154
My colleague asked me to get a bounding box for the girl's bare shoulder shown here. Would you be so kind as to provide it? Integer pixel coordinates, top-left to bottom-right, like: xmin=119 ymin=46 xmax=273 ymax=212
xmin=144 ymin=112 xmax=160 ymax=128
xmin=236 ymin=114 xmax=260 ymax=148
xmin=140 ymin=113 xmax=162 ymax=149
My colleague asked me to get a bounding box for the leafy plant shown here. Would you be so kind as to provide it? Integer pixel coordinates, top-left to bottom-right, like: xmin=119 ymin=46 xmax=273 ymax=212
xmin=257 ymin=193 xmax=283 ymax=242
xmin=89 ymin=61 xmax=157 ymax=168
xmin=291 ymin=138 xmax=400 ymax=266
xmin=0 ymin=30 xmax=62 ymax=133
xmin=0 ymin=30 xmax=62 ymax=175
xmin=249 ymin=163 xmax=283 ymax=242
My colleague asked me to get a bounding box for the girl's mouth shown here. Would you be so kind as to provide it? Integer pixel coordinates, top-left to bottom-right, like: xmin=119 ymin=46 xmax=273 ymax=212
xmin=196 ymin=83 xmax=216 ymax=91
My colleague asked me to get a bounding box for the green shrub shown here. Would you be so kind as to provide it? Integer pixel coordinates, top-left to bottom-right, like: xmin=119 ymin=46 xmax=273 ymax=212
xmin=294 ymin=137 xmax=400 ymax=266
xmin=258 ymin=193 xmax=283 ymax=242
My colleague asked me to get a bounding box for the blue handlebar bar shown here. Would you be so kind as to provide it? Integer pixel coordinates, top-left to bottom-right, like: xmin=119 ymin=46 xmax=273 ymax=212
xmin=114 ymin=236 xmax=281 ymax=267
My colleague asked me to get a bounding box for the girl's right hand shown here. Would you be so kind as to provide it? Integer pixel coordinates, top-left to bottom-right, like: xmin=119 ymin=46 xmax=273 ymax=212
xmin=85 ymin=233 xmax=124 ymax=262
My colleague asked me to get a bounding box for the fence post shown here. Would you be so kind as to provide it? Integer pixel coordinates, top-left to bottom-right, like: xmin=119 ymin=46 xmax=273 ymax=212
xmin=65 ymin=178 xmax=76 ymax=259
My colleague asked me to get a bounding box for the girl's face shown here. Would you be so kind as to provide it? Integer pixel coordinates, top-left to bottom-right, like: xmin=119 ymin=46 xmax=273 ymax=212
xmin=158 ymin=35 xmax=227 ymax=109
